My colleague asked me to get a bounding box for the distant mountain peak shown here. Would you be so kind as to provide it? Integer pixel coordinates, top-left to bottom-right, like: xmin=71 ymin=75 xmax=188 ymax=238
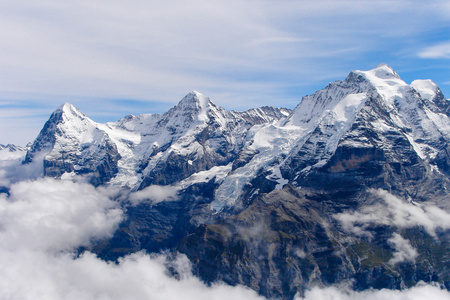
xmin=0 ymin=143 xmax=28 ymax=161
xmin=58 ymin=102 xmax=76 ymax=111
xmin=179 ymin=91 xmax=210 ymax=107
xmin=372 ymin=63 xmax=400 ymax=79
xmin=352 ymin=64 xmax=402 ymax=85
xmin=54 ymin=102 xmax=87 ymax=120
xmin=162 ymin=91 xmax=214 ymax=127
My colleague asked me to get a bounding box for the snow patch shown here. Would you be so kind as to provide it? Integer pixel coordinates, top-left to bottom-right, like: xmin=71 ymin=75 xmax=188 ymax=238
xmin=267 ymin=167 xmax=289 ymax=190
xmin=411 ymin=79 xmax=439 ymax=101
xmin=332 ymin=93 xmax=367 ymax=123
xmin=179 ymin=164 xmax=232 ymax=190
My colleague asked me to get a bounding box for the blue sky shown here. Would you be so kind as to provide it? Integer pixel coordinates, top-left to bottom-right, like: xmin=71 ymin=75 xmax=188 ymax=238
xmin=1 ymin=0 xmax=450 ymax=145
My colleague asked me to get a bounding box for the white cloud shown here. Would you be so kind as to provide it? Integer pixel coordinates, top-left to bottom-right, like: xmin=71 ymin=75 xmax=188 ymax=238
xmin=0 ymin=153 xmax=44 ymax=186
xmin=0 ymin=177 xmax=265 ymax=300
xmin=0 ymin=178 xmax=261 ymax=299
xmin=0 ymin=250 xmax=268 ymax=300
xmin=0 ymin=178 xmax=449 ymax=299
xmin=334 ymin=189 xmax=450 ymax=237
xmin=334 ymin=189 xmax=450 ymax=266
xmin=0 ymin=178 xmax=123 ymax=252
xmin=418 ymin=42 xmax=450 ymax=59
xmin=296 ymin=283 xmax=450 ymax=300
xmin=388 ymin=233 xmax=419 ymax=265
xmin=128 ymin=185 xmax=179 ymax=206
xmin=294 ymin=248 xmax=307 ymax=259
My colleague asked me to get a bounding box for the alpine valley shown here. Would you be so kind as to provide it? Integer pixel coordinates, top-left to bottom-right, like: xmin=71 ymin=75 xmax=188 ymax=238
xmin=2 ymin=64 xmax=450 ymax=299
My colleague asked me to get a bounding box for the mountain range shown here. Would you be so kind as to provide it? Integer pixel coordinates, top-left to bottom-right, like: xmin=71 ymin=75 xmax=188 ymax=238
xmin=2 ymin=64 xmax=450 ymax=299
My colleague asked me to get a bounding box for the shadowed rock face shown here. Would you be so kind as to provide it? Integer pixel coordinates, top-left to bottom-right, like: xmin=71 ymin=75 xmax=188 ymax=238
xmin=18 ymin=66 xmax=450 ymax=299
xmin=178 ymin=186 xmax=450 ymax=299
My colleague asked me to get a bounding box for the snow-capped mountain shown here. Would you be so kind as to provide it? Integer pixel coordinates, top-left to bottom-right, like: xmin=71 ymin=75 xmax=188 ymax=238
xmin=16 ymin=65 xmax=450 ymax=299
xmin=178 ymin=65 xmax=450 ymax=298
xmin=23 ymin=91 xmax=291 ymax=188
xmin=211 ymin=63 xmax=450 ymax=210
xmin=24 ymin=103 xmax=121 ymax=185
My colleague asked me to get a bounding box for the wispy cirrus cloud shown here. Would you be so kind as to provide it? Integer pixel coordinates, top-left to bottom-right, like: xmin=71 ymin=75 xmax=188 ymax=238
xmin=418 ymin=42 xmax=450 ymax=59
xmin=1 ymin=0 xmax=450 ymax=145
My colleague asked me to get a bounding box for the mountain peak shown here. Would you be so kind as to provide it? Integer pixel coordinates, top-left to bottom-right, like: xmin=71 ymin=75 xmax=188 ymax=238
xmin=26 ymin=102 xmax=96 ymax=158
xmin=354 ymin=63 xmax=401 ymax=81
xmin=190 ymin=90 xmax=205 ymax=97
xmin=373 ymin=63 xmax=400 ymax=79
xmin=59 ymin=102 xmax=74 ymax=110
xmin=55 ymin=102 xmax=86 ymax=119
xmin=170 ymin=91 xmax=213 ymax=123
xmin=179 ymin=91 xmax=210 ymax=107
xmin=375 ymin=62 xmax=395 ymax=72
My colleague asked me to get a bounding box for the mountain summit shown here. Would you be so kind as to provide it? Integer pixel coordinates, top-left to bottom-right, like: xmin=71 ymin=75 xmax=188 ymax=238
xmin=24 ymin=102 xmax=121 ymax=185
xmin=15 ymin=65 xmax=450 ymax=299
xmin=23 ymin=92 xmax=291 ymax=188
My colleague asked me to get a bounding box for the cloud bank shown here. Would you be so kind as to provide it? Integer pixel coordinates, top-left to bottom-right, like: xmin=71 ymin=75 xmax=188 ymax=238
xmin=0 ymin=178 xmax=265 ymax=300
xmin=0 ymin=179 xmax=449 ymax=299
xmin=0 ymin=178 xmax=123 ymax=252
xmin=298 ymin=283 xmax=450 ymax=300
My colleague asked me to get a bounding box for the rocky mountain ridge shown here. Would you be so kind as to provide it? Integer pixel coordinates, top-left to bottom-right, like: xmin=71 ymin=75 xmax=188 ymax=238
xmin=22 ymin=91 xmax=292 ymax=189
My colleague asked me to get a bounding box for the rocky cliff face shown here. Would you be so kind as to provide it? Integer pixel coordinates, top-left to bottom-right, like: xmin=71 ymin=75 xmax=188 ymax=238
xmin=17 ymin=65 xmax=450 ymax=299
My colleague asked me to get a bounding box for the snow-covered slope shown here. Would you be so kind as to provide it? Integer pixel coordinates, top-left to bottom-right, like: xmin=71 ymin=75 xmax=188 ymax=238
xmin=231 ymin=106 xmax=291 ymax=124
